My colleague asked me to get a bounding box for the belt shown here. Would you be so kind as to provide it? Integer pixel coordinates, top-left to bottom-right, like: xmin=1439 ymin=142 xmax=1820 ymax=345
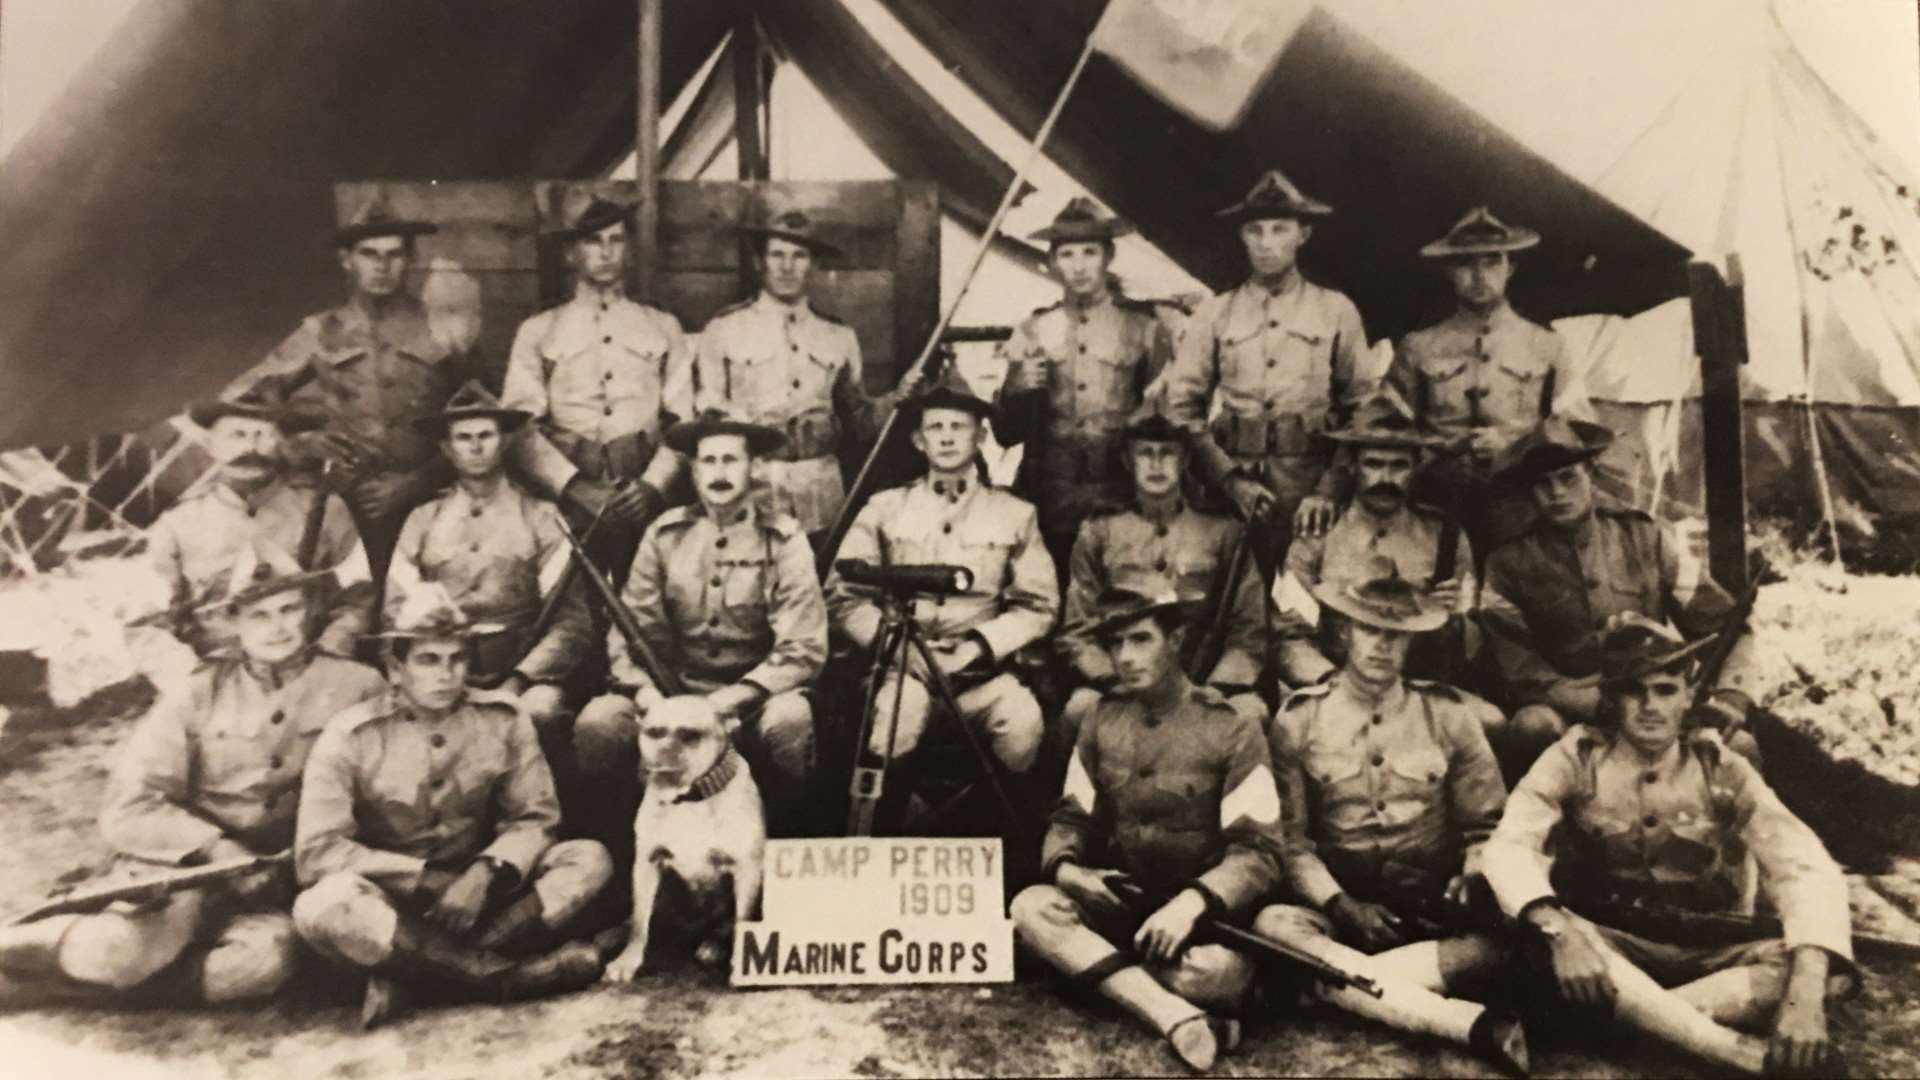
xmin=1211 ymin=410 xmax=1319 ymax=456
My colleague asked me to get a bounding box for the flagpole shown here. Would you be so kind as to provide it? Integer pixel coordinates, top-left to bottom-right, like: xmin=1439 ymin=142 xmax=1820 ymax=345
xmin=818 ymin=35 xmax=1100 ymax=572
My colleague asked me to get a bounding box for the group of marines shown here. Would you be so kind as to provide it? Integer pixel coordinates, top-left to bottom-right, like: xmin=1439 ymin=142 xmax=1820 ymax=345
xmin=0 ymin=169 xmax=1853 ymax=1077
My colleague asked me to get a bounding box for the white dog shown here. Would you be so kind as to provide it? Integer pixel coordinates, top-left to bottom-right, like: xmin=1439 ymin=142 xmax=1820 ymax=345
xmin=602 ymin=695 xmax=765 ymax=981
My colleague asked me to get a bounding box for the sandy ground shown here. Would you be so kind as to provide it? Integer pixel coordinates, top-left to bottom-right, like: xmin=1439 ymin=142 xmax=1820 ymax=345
xmin=6 ymin=557 xmax=1920 ymax=1078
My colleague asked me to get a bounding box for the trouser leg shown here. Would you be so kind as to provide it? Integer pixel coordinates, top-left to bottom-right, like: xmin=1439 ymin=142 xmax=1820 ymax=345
xmin=1011 ymin=885 xmax=1209 ymax=1037
xmin=956 ymin=673 xmax=1044 ymax=775
xmin=1580 ymin=921 xmax=1772 ymax=1073
xmin=747 ymin=690 xmax=817 ymax=837
xmin=1490 ymin=704 xmax=1568 ymax=782
xmin=573 ymin=694 xmax=642 ymax=876
xmin=867 ymin=672 xmax=932 ymax=761
xmin=57 ymin=890 xmax=210 ymax=992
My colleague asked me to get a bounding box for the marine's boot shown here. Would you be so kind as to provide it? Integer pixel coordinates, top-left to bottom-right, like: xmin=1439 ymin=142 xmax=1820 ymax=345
xmin=496 ymin=940 xmax=604 ymax=1002
xmin=472 ymin=894 xmax=552 ymax=955
xmin=359 ymin=976 xmax=409 ymax=1030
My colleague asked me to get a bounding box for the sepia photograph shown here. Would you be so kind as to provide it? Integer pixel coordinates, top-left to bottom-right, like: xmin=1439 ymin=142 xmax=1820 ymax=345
xmin=0 ymin=0 xmax=1917 ymax=1076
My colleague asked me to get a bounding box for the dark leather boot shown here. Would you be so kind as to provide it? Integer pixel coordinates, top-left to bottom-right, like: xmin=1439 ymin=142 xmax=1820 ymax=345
xmin=380 ymin=916 xmax=515 ymax=989
xmin=472 ymin=894 xmax=551 ymax=955
xmin=496 ymin=941 xmax=604 ymax=1002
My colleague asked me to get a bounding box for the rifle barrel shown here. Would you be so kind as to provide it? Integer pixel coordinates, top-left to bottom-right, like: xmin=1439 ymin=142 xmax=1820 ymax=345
xmin=552 ymin=514 xmax=686 ymax=696
xmin=1109 ymin=882 xmax=1382 ymax=997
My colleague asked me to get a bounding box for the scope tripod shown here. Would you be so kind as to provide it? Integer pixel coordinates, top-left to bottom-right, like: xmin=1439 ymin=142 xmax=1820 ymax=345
xmin=845 ymin=589 xmax=1029 ymax=841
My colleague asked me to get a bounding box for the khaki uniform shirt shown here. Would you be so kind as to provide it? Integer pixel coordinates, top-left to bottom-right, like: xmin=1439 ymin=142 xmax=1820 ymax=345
xmin=827 ymin=478 xmax=1059 ymax=664
xmin=1391 ymin=303 xmax=1590 ymax=456
xmin=147 ymin=477 xmax=372 ymax=658
xmin=1481 ymin=500 xmax=1757 ymax=710
xmin=993 ymin=296 xmax=1173 ymax=506
xmin=1062 ymin=499 xmax=1264 ymax=689
xmin=614 ymin=502 xmax=827 ymax=697
xmin=1164 ymin=272 xmax=1370 ymax=494
xmin=1044 ymin=676 xmax=1287 ymax=916
xmin=1269 ymin=676 xmax=1506 ymax=907
xmin=101 ymin=653 xmax=386 ymax=865
xmin=295 ymin=688 xmax=560 ymax=893
xmin=1483 ymin=726 xmax=1853 ymax=963
xmin=1276 ymin=502 xmax=1474 ymax=685
xmin=233 ymin=296 xmax=463 ymax=476
xmin=694 ymin=294 xmax=875 ymax=459
xmin=501 ymin=285 xmax=694 ymax=497
xmin=386 ymin=479 xmax=589 ymax=684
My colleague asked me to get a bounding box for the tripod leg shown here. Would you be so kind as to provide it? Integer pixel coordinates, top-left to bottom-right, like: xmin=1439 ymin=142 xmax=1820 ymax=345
xmin=846 ymin=614 xmax=912 ymax=836
xmin=902 ymin=633 xmax=1033 ymax=846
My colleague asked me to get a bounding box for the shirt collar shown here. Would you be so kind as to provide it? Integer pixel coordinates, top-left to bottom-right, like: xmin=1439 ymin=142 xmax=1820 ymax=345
xmin=1456 ymin=300 xmax=1517 ymax=333
xmin=571 ymin=280 xmax=626 ymax=307
xmin=1243 ymin=268 xmax=1302 ymax=300
xmin=754 ymin=291 xmax=809 ymax=322
xmin=929 ymin=476 xmax=971 ymax=501
xmin=1135 ymin=493 xmax=1184 ymax=526
xmin=211 ymin=475 xmax=286 ymax=515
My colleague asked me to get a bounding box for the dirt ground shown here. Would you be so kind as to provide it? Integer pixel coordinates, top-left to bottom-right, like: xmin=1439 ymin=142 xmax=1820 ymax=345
xmin=7 ymin=559 xmax=1920 ymax=1078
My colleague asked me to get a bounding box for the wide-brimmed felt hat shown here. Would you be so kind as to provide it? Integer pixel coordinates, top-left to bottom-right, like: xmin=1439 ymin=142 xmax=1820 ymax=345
xmin=1491 ymin=415 xmax=1615 ymax=488
xmin=1323 ymin=388 xmax=1445 ymax=450
xmin=334 ymin=189 xmax=438 ymax=248
xmin=546 ymin=194 xmax=635 ymax=241
xmin=195 ymin=540 xmax=331 ymax=614
xmin=1216 ymin=169 xmax=1333 ymax=225
xmin=905 ymin=367 xmax=995 ymax=422
xmin=412 ymin=380 xmax=532 ymax=437
xmin=1084 ymin=585 xmax=1202 ymax=641
xmin=1598 ymin=612 xmax=1718 ymax=688
xmin=1420 ymin=206 xmax=1541 ymax=259
xmin=663 ymin=408 xmax=788 ymax=457
xmin=365 ymin=581 xmax=508 ymax=642
xmin=1313 ymin=556 xmax=1448 ymax=634
xmin=740 ymin=208 xmax=845 ymax=259
xmin=1121 ymin=401 xmax=1191 ymax=444
xmin=188 ymin=380 xmax=325 ymax=433
xmin=1029 ymin=197 xmax=1135 ymax=245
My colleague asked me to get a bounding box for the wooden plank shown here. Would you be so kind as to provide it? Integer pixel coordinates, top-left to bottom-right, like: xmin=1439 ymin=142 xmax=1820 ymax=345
xmin=1689 ymin=259 xmax=1749 ymax=595
xmin=635 ymin=0 xmax=663 ymax=302
xmin=893 ymin=181 xmax=942 ymax=383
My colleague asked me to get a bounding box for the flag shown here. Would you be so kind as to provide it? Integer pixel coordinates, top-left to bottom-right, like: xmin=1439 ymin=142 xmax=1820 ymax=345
xmin=1089 ymin=0 xmax=1314 ymax=132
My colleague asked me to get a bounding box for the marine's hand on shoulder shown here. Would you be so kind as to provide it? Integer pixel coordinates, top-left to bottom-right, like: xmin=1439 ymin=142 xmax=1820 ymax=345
xmin=1292 ymin=494 xmax=1336 ymax=539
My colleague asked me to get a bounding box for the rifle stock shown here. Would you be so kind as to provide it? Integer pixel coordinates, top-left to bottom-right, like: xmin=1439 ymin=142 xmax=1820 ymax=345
xmin=552 ymin=513 xmax=687 ymax=697
xmin=1109 ymin=880 xmax=1382 ymax=998
xmin=1689 ymin=554 xmax=1767 ymax=715
xmin=12 ymin=851 xmax=291 ymax=925
xmin=1184 ymin=525 xmax=1252 ymax=684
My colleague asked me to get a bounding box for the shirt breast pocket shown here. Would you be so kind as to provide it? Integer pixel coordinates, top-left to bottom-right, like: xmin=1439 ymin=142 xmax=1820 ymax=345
xmin=1422 ymin=359 xmax=1474 ymax=419
xmin=1306 ymin=748 xmax=1369 ymax=829
xmin=956 ymin=522 xmax=1014 ymax=591
xmin=720 ymin=556 xmax=770 ymax=614
xmin=1216 ymin=324 xmax=1265 ymax=386
xmin=1381 ymin=746 xmax=1448 ymax=818
xmin=1492 ymin=361 xmax=1545 ymax=419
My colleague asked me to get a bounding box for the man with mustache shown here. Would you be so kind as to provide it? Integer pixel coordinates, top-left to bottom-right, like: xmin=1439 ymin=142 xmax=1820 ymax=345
xmin=292 ymin=583 xmax=615 ymax=1028
xmin=149 ymin=382 xmax=372 ymax=658
xmin=1390 ymin=208 xmax=1592 ymax=555
xmin=1162 ymin=170 xmax=1372 ymax=576
xmin=0 ymin=543 xmax=384 ymax=1008
xmin=385 ymin=382 xmax=592 ymax=737
xmin=1059 ymin=402 xmax=1266 ymax=735
xmin=826 ymin=371 xmax=1058 ymax=782
xmin=1271 ymin=391 xmax=1494 ymax=712
xmin=224 ymin=191 xmax=464 ymax=580
xmin=1011 ymin=587 xmax=1285 ymax=1073
xmin=1478 ymin=417 xmax=1761 ymax=767
xmin=693 ymin=205 xmax=925 ymax=542
xmin=1482 ymin=614 xmax=1851 ymax=1077
xmin=573 ymin=409 xmax=826 ymax=854
xmin=992 ymin=198 xmax=1175 ymax=579
xmin=503 ymin=193 xmax=692 ymax=581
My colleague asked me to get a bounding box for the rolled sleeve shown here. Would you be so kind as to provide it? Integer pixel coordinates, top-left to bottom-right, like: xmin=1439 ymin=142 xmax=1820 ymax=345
xmin=1269 ymin=707 xmax=1343 ymax=907
xmin=1726 ymin=755 xmax=1854 ymax=963
xmin=502 ymin=317 xmax=579 ymax=497
xmin=1195 ymin=716 xmax=1285 ymax=916
xmin=1482 ymin=733 xmax=1581 ymax=917
xmin=1443 ymin=697 xmax=1510 ymax=876
xmin=1041 ymin=727 xmax=1106 ymax=880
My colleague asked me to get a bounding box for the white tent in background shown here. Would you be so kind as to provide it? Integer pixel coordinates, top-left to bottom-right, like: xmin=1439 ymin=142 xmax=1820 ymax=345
xmin=1558 ymin=2 xmax=1920 ymax=545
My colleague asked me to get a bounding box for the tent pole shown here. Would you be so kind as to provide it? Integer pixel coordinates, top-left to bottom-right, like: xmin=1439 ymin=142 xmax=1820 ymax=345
xmin=732 ymin=3 xmax=767 ymax=181
xmin=815 ymin=33 xmax=1100 ymax=573
xmin=1689 ymin=259 xmax=1750 ymax=595
xmin=635 ymin=0 xmax=663 ymax=303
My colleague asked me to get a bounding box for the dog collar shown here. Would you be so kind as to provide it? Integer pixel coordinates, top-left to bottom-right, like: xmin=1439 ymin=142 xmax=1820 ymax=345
xmin=673 ymin=746 xmax=742 ymax=803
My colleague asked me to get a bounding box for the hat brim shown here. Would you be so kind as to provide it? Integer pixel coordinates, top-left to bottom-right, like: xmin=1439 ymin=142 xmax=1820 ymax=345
xmin=1322 ymin=429 xmax=1443 ymax=450
xmin=197 ymin=567 xmax=335 ymax=615
xmin=334 ymin=221 xmax=438 ymax=247
xmin=362 ymin=618 xmax=513 ymax=643
xmin=906 ymin=389 xmax=995 ymax=421
xmin=546 ymin=204 xmax=635 ymax=241
xmin=412 ymin=408 xmax=533 ymax=437
xmin=1420 ymin=230 xmax=1542 ymax=258
xmin=1216 ymin=200 xmax=1335 ymax=225
xmin=663 ymin=418 xmax=788 ymax=457
xmin=1493 ymin=442 xmax=1609 ymax=488
xmin=189 ymin=401 xmax=326 ymax=433
xmin=1030 ymin=220 xmax=1136 ymax=244
xmin=1599 ymin=632 xmax=1721 ymax=688
xmin=1086 ymin=597 xmax=1202 ymax=641
xmin=741 ymin=225 xmax=845 ymax=260
xmin=1312 ymin=580 xmax=1449 ymax=633
xmin=1122 ymin=419 xmax=1190 ymax=444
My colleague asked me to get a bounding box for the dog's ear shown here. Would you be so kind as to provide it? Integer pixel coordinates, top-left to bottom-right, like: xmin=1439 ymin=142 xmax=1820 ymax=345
xmin=720 ymin=712 xmax=743 ymax=739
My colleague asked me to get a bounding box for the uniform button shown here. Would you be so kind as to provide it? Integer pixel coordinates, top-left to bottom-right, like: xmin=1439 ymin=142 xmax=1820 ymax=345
xmin=603 ymin=335 xmax=612 ymax=344
xmin=470 ymin=542 xmax=481 ymax=552
xmin=270 ymin=755 xmax=284 ymax=770
xmin=942 ymin=524 xmax=952 ymax=534
xmin=1154 ymin=558 xmax=1168 ymax=572
xmin=710 ymin=576 xmax=722 ymax=588
xmin=1078 ymin=345 xmax=1088 ymax=354
xmin=1077 ymin=383 xmax=1088 ymax=391
xmin=431 ymin=778 xmax=444 ymax=790
xmin=1585 ymin=577 xmax=1599 ymax=588
xmin=605 ymin=406 xmax=613 ymax=416
xmin=470 ymin=506 xmax=483 ymax=517
xmin=1376 ymin=529 xmax=1388 ymax=540
xmin=603 ymin=372 xmax=612 ymax=381
xmin=1139 ymin=766 xmax=1156 ymax=778
xmin=793 ymin=379 xmax=801 ymax=389
xmin=1375 ymin=800 xmax=1387 ymax=812
xmin=1268 ymin=320 xmax=1279 ymax=329
xmin=270 ymin=710 xmax=285 ymax=725
xmin=715 ymin=537 xmax=728 ymax=549
xmin=1267 ymin=359 xmax=1277 ymax=368
xmin=431 ymin=734 xmax=447 ymax=749
xmin=1371 ymin=714 xmax=1383 ymax=726
xmin=790 ymin=344 xmax=800 ymax=352
xmin=1642 ymin=771 xmax=1658 ymax=784
xmin=1371 ymin=754 xmax=1385 ymax=767
xmin=1642 ymin=814 xmax=1658 ymax=828
xmin=1154 ymin=525 xmax=1168 ymax=538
